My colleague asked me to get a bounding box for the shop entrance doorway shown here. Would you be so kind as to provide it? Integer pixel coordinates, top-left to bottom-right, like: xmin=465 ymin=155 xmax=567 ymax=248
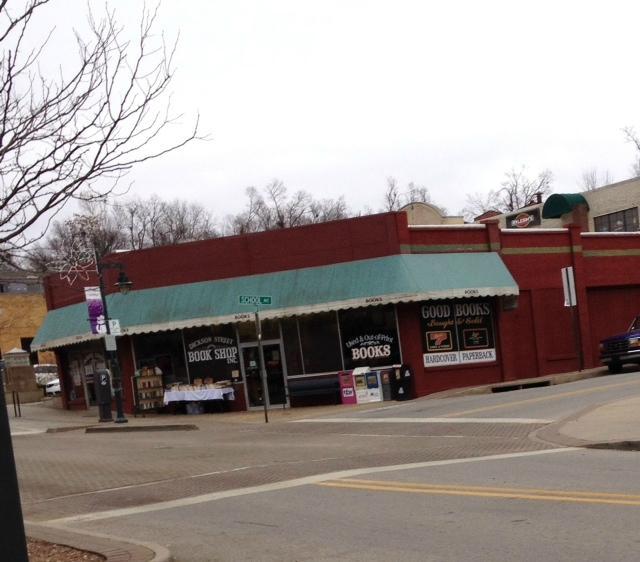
xmin=240 ymin=341 xmax=288 ymax=408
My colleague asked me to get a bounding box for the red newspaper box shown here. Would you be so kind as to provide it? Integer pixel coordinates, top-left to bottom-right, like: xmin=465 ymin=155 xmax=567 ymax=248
xmin=339 ymin=371 xmax=357 ymax=405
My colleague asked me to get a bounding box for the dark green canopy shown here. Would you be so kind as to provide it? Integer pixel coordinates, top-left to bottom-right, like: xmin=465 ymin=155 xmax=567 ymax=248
xmin=33 ymin=253 xmax=518 ymax=350
xmin=542 ymin=193 xmax=589 ymax=218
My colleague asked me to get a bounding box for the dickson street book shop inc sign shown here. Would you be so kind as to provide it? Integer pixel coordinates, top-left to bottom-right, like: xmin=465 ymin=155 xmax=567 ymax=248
xmin=420 ymin=299 xmax=496 ymax=367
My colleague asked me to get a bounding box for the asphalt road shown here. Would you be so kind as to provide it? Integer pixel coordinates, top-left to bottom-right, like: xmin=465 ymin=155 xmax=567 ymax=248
xmin=12 ymin=370 xmax=640 ymax=561
xmin=72 ymin=448 xmax=640 ymax=562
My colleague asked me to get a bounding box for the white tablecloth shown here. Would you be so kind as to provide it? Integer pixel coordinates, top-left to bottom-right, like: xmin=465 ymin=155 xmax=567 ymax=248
xmin=163 ymin=387 xmax=235 ymax=405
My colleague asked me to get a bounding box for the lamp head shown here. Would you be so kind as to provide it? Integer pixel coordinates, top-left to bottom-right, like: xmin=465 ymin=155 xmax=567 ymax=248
xmin=115 ymin=271 xmax=133 ymax=294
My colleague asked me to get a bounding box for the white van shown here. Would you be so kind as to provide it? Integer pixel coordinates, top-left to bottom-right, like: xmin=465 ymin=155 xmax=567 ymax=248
xmin=45 ymin=378 xmax=61 ymax=396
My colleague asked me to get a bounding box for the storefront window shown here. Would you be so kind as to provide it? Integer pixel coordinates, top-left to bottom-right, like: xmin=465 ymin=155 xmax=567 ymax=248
xmin=281 ymin=318 xmax=303 ymax=376
xmin=63 ymin=341 xmax=105 ymax=406
xmin=421 ymin=299 xmax=497 ymax=368
xmin=237 ymin=319 xmax=280 ymax=342
xmin=298 ymin=312 xmax=342 ymax=374
xmin=594 ymin=207 xmax=639 ymax=232
xmin=338 ymin=305 xmax=401 ymax=369
xmin=132 ymin=331 xmax=187 ymax=385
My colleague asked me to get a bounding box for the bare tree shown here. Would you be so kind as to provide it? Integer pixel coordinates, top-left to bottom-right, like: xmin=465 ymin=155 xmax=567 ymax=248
xmin=154 ymin=199 xmax=216 ymax=245
xmin=461 ymin=190 xmax=502 ymax=222
xmin=0 ymin=1 xmax=199 ymax=264
xmin=223 ymin=187 xmax=261 ymax=235
xmin=461 ymin=166 xmax=553 ymax=222
xmin=224 ymin=180 xmax=351 ymax=235
xmin=112 ymin=196 xmax=166 ymax=250
xmin=382 ymin=177 xmax=435 ymax=212
xmin=406 ymin=181 xmax=432 ymax=205
xmin=27 ymin=195 xmax=216 ymax=271
xmin=26 ymin=204 xmax=125 ymax=273
xmin=622 ymin=126 xmax=640 ymax=177
xmin=580 ymin=168 xmax=612 ymax=191
xmin=308 ymin=196 xmax=349 ymax=223
xmin=383 ymin=177 xmax=402 ymax=211
xmin=498 ymin=167 xmax=553 ymax=211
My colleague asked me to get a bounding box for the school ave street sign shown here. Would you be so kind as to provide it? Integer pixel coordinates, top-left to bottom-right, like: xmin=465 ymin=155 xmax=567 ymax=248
xmin=238 ymin=295 xmax=272 ymax=306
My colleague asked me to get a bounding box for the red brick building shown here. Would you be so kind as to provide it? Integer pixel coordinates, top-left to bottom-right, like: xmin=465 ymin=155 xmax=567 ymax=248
xmin=33 ymin=211 xmax=640 ymax=413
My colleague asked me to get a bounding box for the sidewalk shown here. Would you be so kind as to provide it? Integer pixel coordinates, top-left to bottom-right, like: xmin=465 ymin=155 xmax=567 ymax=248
xmin=26 ymin=523 xmax=170 ymax=562
xmin=435 ymin=367 xmax=640 ymax=449
xmin=11 ymin=366 xmax=640 ymax=447
xmin=8 ymin=394 xmax=396 ymax=433
xmin=535 ymin=394 xmax=640 ymax=450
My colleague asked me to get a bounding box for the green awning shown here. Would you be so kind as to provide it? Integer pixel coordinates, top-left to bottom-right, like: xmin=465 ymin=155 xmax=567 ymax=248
xmin=32 ymin=253 xmax=518 ymax=350
xmin=542 ymin=193 xmax=589 ymax=218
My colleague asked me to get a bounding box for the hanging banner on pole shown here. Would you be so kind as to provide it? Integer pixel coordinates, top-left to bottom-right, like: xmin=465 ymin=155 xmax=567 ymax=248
xmin=561 ymin=267 xmax=577 ymax=307
xmin=84 ymin=286 xmax=106 ymax=334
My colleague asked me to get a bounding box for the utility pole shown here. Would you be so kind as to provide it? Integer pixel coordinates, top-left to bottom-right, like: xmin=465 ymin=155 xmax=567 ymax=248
xmin=255 ymin=308 xmax=269 ymax=424
xmin=0 ymin=381 xmax=29 ymax=561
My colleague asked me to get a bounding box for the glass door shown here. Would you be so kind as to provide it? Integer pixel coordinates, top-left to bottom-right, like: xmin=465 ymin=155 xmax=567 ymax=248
xmin=241 ymin=342 xmax=287 ymax=408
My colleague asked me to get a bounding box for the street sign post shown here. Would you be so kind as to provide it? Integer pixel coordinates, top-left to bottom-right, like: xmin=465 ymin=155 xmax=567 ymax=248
xmin=238 ymin=295 xmax=273 ymax=423
xmin=239 ymin=295 xmax=272 ymax=306
xmin=561 ymin=266 xmax=583 ymax=371
xmin=561 ymin=267 xmax=576 ymax=307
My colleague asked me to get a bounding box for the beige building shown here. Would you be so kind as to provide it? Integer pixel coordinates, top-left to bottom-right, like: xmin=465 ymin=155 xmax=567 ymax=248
xmin=0 ymin=270 xmax=55 ymax=365
xmin=473 ymin=177 xmax=640 ymax=232
xmin=400 ymin=201 xmax=465 ymax=225
xmin=580 ymin=177 xmax=640 ymax=232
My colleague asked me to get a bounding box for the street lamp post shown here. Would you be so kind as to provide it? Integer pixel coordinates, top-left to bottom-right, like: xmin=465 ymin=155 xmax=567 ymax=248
xmin=97 ymin=262 xmax=132 ymax=424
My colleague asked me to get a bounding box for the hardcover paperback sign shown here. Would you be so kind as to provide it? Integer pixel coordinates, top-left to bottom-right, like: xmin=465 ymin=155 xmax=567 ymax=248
xmin=421 ymin=299 xmax=496 ymax=367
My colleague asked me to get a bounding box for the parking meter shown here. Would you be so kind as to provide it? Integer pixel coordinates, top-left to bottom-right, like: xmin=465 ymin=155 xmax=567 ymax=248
xmin=96 ymin=369 xmax=113 ymax=422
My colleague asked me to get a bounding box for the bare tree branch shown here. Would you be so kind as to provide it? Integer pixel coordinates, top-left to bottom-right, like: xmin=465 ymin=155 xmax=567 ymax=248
xmin=26 ymin=193 xmax=216 ymax=272
xmin=381 ymin=177 xmax=438 ymax=212
xmin=461 ymin=166 xmax=553 ymax=221
xmin=623 ymin=126 xmax=640 ymax=177
xmin=223 ymin=180 xmax=351 ymax=235
xmin=580 ymin=167 xmax=612 ymax=191
xmin=0 ymin=1 xmax=201 ymax=262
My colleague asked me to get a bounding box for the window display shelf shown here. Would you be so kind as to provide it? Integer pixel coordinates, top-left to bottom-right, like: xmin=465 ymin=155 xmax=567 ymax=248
xmin=132 ymin=372 xmax=165 ymax=416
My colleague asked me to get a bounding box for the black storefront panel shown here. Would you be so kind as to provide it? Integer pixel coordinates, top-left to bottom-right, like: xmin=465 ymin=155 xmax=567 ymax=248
xmin=183 ymin=325 xmax=241 ymax=382
xmin=339 ymin=306 xmax=401 ymax=370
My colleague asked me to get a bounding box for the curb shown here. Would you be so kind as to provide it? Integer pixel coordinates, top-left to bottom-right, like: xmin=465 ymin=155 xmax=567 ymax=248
xmin=425 ymin=367 xmax=607 ymax=400
xmin=47 ymin=425 xmax=98 ymax=433
xmin=26 ymin=522 xmax=171 ymax=562
xmin=86 ymin=424 xmax=198 ymax=433
xmin=585 ymin=441 xmax=640 ymax=451
xmin=531 ymin=400 xmax=640 ymax=452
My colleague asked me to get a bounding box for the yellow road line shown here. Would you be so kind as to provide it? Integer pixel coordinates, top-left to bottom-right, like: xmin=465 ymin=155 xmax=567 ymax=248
xmin=317 ymin=479 xmax=640 ymax=506
xmin=329 ymin=479 xmax=640 ymax=499
xmin=444 ymin=379 xmax=640 ymax=418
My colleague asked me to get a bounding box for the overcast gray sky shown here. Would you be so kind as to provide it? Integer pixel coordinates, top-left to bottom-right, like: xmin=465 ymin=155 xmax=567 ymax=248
xmin=38 ymin=0 xmax=640 ymax=220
